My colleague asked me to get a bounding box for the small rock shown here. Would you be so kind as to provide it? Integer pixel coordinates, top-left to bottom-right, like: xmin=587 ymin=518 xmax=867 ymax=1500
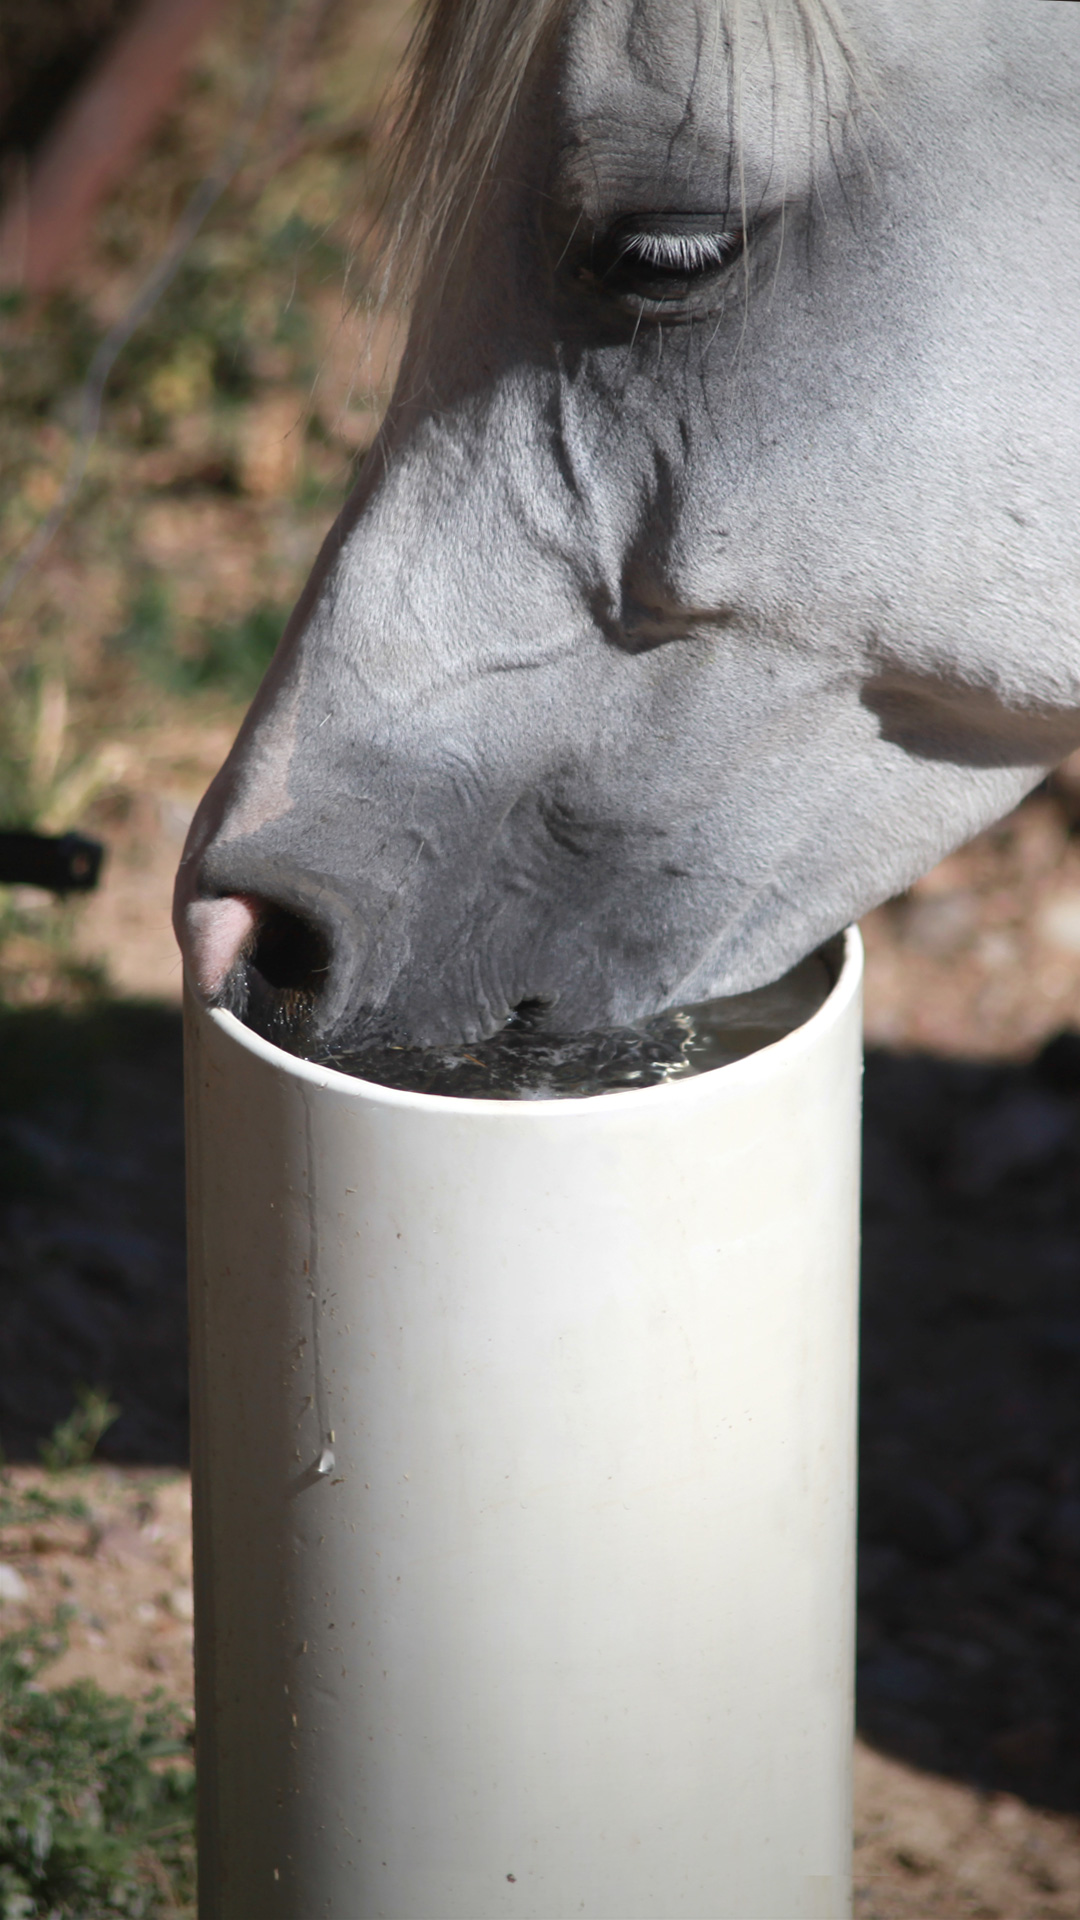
xmin=888 ymin=1802 xmax=954 ymax=1875
xmin=165 ymin=1586 xmax=194 ymax=1621
xmin=0 ymin=1562 xmax=29 ymax=1604
xmin=1037 ymin=891 xmax=1080 ymax=955
xmin=987 ymin=1793 xmax=1028 ymax=1838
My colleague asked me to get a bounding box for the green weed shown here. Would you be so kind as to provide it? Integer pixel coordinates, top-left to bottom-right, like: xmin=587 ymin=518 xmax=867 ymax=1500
xmin=0 ymin=1609 xmax=195 ymax=1918
xmin=0 ymin=1476 xmax=90 ymax=1531
xmin=0 ymin=666 xmax=69 ymax=830
xmin=37 ymin=1390 xmax=120 ymax=1476
xmin=1 ymin=1407 xmax=194 ymax=1914
xmin=193 ymin=603 xmax=284 ymax=699
xmin=114 ymin=580 xmax=285 ymax=701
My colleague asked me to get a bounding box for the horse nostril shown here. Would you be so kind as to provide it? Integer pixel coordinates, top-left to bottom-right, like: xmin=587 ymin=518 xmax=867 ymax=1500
xmin=508 ymin=997 xmax=554 ymax=1031
xmin=181 ymin=891 xmax=334 ymax=1035
xmin=248 ymin=904 xmax=331 ymax=996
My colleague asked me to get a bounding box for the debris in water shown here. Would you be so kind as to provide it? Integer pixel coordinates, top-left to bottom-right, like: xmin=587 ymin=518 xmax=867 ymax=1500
xmin=302 ymin=950 xmax=834 ymax=1100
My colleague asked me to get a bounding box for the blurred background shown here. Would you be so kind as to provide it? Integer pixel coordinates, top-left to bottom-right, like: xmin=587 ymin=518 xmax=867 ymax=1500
xmin=1 ymin=4 xmax=1079 ymax=1913
xmin=0 ymin=0 xmax=405 ymax=1428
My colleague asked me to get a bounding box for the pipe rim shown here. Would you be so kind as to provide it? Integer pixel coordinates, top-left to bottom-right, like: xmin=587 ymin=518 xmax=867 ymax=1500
xmin=186 ymin=926 xmax=863 ymax=1117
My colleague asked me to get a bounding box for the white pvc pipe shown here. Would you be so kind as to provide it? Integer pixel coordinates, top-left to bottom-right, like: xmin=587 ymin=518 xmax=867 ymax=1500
xmin=184 ymin=928 xmax=863 ymax=1920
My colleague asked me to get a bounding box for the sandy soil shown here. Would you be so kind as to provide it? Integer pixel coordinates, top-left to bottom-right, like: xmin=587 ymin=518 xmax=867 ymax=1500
xmin=854 ymin=1740 xmax=1080 ymax=1918
xmin=0 ymin=1467 xmax=193 ymax=1707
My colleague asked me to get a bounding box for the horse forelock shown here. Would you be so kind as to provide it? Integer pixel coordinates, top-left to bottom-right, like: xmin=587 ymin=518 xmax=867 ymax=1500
xmin=376 ymin=0 xmax=867 ymax=309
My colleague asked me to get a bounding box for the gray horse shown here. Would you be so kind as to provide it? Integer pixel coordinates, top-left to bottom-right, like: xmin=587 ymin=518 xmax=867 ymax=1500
xmin=174 ymin=0 xmax=1080 ymax=1053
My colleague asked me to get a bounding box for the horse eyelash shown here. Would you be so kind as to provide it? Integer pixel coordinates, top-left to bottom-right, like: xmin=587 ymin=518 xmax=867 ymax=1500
xmin=617 ymin=231 xmax=736 ymax=274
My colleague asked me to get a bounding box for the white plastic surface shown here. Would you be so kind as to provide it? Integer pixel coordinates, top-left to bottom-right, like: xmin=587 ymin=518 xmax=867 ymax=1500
xmin=184 ymin=930 xmax=863 ymax=1919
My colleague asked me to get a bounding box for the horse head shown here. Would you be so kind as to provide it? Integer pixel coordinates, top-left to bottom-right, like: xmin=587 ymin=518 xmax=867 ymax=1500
xmin=174 ymin=0 xmax=1080 ymax=1053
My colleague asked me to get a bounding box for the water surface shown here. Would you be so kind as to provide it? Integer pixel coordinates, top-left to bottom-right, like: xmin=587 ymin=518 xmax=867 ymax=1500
xmin=306 ymin=951 xmax=833 ymax=1100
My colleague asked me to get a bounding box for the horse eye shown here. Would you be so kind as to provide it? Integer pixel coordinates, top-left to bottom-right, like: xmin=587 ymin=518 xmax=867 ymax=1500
xmin=588 ymin=218 xmax=745 ymax=309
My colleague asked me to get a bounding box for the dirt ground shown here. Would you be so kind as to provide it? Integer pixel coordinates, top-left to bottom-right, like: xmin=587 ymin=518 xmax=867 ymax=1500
xmin=0 ymin=1466 xmax=194 ymax=1708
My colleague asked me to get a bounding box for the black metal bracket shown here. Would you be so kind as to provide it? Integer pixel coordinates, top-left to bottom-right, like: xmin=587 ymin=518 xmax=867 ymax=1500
xmin=0 ymin=830 xmax=105 ymax=894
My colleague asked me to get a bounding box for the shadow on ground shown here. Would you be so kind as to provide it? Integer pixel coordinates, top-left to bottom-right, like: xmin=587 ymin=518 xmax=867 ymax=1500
xmin=860 ymin=1036 xmax=1080 ymax=1815
xmin=0 ymin=1000 xmax=187 ymax=1464
xmin=2 ymin=998 xmax=1080 ymax=1811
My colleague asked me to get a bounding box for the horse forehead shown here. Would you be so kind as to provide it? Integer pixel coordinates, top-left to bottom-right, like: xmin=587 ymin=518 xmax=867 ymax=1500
xmin=561 ymin=0 xmax=714 ymax=97
xmin=552 ymin=0 xmax=849 ymax=210
xmin=555 ymin=0 xmax=1064 ymax=136
xmin=557 ymin=0 xmax=751 ymax=151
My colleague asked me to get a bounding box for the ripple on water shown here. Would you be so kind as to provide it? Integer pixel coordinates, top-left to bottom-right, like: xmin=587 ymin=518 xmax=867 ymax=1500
xmin=301 ymin=951 xmax=834 ymax=1100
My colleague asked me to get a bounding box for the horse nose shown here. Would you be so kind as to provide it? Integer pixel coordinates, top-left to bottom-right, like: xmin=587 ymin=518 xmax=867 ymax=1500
xmin=185 ymin=895 xmax=261 ymax=998
xmin=183 ymin=891 xmax=333 ymax=1013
